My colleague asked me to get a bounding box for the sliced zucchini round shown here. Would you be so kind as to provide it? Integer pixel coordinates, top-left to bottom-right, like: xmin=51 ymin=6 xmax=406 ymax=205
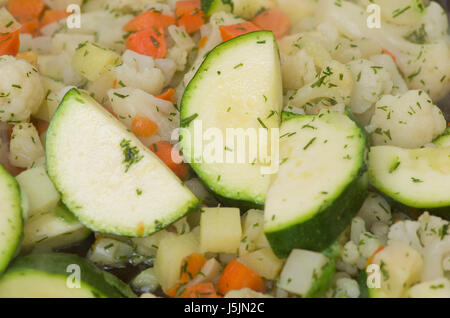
xmin=368 ymin=146 xmax=450 ymax=214
xmin=433 ymin=127 xmax=450 ymax=148
xmin=46 ymin=89 xmax=198 ymax=237
xmin=264 ymin=111 xmax=368 ymax=257
xmin=201 ymin=0 xmax=233 ymax=16
xmin=180 ymin=31 xmax=283 ymax=207
xmin=0 ymin=253 xmax=136 ymax=298
xmin=0 ymin=164 xmax=23 ymax=275
xmin=22 ymin=202 xmax=92 ymax=252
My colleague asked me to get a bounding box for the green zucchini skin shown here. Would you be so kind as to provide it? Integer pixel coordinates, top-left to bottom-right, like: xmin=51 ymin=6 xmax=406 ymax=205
xmin=305 ymin=259 xmax=336 ymax=298
xmin=433 ymin=127 xmax=450 ymax=147
xmin=201 ymin=0 xmax=233 ymax=16
xmin=0 ymin=253 xmax=136 ymax=298
xmin=0 ymin=164 xmax=23 ymax=276
xmin=180 ymin=31 xmax=282 ymax=207
xmin=266 ymin=172 xmax=368 ymax=258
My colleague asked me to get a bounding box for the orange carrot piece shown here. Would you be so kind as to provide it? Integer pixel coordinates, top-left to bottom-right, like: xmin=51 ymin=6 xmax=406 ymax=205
xmin=125 ymin=28 xmax=166 ymax=59
xmin=165 ymin=283 xmax=180 ymax=297
xmin=0 ymin=30 xmax=20 ymax=56
xmin=252 ymin=8 xmax=290 ymax=39
xmin=181 ymin=282 xmax=219 ymax=298
xmin=366 ymin=245 xmax=386 ymax=268
xmin=156 ymin=88 xmax=175 ymax=103
xmin=199 ymin=36 xmax=208 ymax=49
xmin=219 ymin=22 xmax=261 ymax=42
xmin=131 ymin=116 xmax=158 ymax=137
xmin=123 ymin=9 xmax=175 ymax=32
xmin=382 ymin=49 xmax=396 ymax=63
xmin=40 ymin=10 xmax=70 ymax=28
xmin=175 ymin=0 xmax=205 ymax=34
xmin=150 ymin=141 xmax=189 ymax=180
xmin=217 ymin=259 xmax=266 ymax=295
xmin=179 ymin=253 xmax=207 ymax=284
xmin=8 ymin=0 xmax=45 ymax=20
xmin=18 ymin=18 xmax=40 ymax=35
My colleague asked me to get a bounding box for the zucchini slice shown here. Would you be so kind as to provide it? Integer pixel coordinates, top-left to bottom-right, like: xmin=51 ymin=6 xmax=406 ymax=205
xmin=264 ymin=111 xmax=368 ymax=257
xmin=0 ymin=253 xmax=135 ymax=298
xmin=46 ymin=89 xmax=198 ymax=237
xmin=434 ymin=127 xmax=450 ymax=147
xmin=180 ymin=31 xmax=283 ymax=207
xmin=0 ymin=164 xmax=23 ymax=275
xmin=22 ymin=202 xmax=91 ymax=252
xmin=368 ymin=146 xmax=450 ymax=213
xmin=201 ymin=0 xmax=233 ymax=16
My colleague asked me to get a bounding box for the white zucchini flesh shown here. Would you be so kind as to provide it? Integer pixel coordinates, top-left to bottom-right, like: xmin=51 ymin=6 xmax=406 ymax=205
xmin=368 ymin=146 xmax=450 ymax=209
xmin=180 ymin=31 xmax=283 ymax=206
xmin=46 ymin=89 xmax=198 ymax=237
xmin=0 ymin=165 xmax=23 ymax=274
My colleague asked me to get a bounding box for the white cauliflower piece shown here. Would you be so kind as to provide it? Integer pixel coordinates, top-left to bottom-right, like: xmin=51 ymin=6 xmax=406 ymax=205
xmin=43 ymin=0 xmax=83 ymax=10
xmin=115 ymin=50 xmax=165 ymax=96
xmin=108 ymin=87 xmax=178 ymax=145
xmin=289 ymin=59 xmax=354 ymax=113
xmin=232 ymin=0 xmax=275 ymax=20
xmin=388 ymin=213 xmax=450 ymax=282
xmin=419 ymin=1 xmax=449 ymax=43
xmin=407 ymin=278 xmax=450 ymax=298
xmin=277 ymin=0 xmax=318 ymax=26
xmin=357 ymin=192 xmax=392 ymax=228
xmin=316 ymin=0 xmax=450 ymax=101
xmin=368 ymin=90 xmax=446 ymax=148
xmin=281 ymin=49 xmax=316 ymax=90
xmin=155 ymin=59 xmax=177 ymax=86
xmin=347 ymin=59 xmax=393 ymax=114
xmin=0 ymin=7 xmax=21 ymax=33
xmin=0 ymin=56 xmax=44 ymax=122
xmin=369 ymin=54 xmax=408 ymax=96
xmin=9 ymin=123 xmax=44 ymax=169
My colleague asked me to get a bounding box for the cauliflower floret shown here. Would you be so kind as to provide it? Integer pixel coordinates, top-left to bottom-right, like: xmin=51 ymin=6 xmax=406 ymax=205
xmin=359 ymin=0 xmax=425 ymax=26
xmin=407 ymin=278 xmax=450 ymax=298
xmin=9 ymin=123 xmax=44 ymax=169
xmin=108 ymin=87 xmax=178 ymax=145
xmin=0 ymin=56 xmax=44 ymax=123
xmin=396 ymin=42 xmax=450 ymax=102
xmin=347 ymin=59 xmax=393 ymax=114
xmin=288 ymin=59 xmax=354 ymax=113
xmin=277 ymin=0 xmax=318 ymax=26
xmin=43 ymin=0 xmax=83 ymax=10
xmin=357 ymin=192 xmax=392 ymax=228
xmin=0 ymin=7 xmax=21 ymax=34
xmin=418 ymin=1 xmax=449 ymax=43
xmin=232 ymin=0 xmax=275 ymax=20
xmin=317 ymin=0 xmax=450 ymax=101
xmin=388 ymin=212 xmax=450 ymax=282
xmin=368 ymin=90 xmax=446 ymax=148
xmin=333 ymin=277 xmax=360 ymax=298
xmin=281 ymin=50 xmax=316 ymax=90
xmin=115 ymin=50 xmax=165 ymax=96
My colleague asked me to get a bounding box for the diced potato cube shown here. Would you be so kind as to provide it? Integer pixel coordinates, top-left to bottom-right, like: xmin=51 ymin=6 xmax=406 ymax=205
xmin=9 ymin=124 xmax=44 ymax=169
xmin=278 ymin=249 xmax=329 ymax=297
xmin=239 ymin=209 xmax=264 ymax=255
xmin=238 ymin=248 xmax=284 ymax=280
xmin=154 ymin=232 xmax=199 ymax=291
xmin=200 ymin=207 xmax=242 ymax=254
xmin=72 ymin=41 xmax=121 ymax=81
xmin=16 ymin=166 xmax=60 ymax=218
